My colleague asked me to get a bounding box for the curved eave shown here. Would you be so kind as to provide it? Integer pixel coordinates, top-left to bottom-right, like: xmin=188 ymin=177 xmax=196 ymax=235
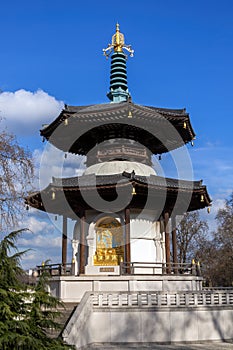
xmin=40 ymin=102 xmax=195 ymax=155
xmin=25 ymin=175 xmax=211 ymax=218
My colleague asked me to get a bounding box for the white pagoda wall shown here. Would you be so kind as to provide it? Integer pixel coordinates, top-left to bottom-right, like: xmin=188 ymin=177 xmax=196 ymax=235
xmin=130 ymin=209 xmax=165 ymax=265
xmin=71 ymin=209 xmax=165 ymax=275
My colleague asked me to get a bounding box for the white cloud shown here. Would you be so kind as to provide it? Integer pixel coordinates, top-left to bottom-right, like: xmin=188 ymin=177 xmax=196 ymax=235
xmin=17 ymin=211 xmax=74 ymax=270
xmin=189 ymin=144 xmax=233 ymax=197
xmin=210 ymin=198 xmax=226 ymax=216
xmin=33 ymin=144 xmax=86 ymax=189
xmin=200 ymin=195 xmax=227 ymax=233
xmin=0 ymin=89 xmax=64 ymax=135
xmin=18 ymin=215 xmax=53 ymax=235
xmin=19 ymin=233 xmax=61 ymax=249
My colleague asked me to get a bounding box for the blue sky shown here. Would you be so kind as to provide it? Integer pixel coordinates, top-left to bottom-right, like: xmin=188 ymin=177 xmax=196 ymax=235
xmin=0 ymin=0 xmax=233 ymax=268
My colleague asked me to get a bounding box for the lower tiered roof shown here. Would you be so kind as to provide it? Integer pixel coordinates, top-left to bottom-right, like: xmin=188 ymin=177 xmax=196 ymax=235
xmin=26 ymin=171 xmax=211 ymax=219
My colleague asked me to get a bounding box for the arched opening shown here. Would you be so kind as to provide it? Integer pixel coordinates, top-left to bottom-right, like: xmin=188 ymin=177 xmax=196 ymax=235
xmin=93 ymin=217 xmax=124 ymax=266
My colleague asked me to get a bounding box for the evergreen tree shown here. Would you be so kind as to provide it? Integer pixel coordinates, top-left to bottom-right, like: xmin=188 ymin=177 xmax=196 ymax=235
xmin=0 ymin=229 xmax=73 ymax=349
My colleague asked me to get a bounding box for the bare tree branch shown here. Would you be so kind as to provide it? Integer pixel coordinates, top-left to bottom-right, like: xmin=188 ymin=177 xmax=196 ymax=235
xmin=0 ymin=122 xmax=34 ymax=231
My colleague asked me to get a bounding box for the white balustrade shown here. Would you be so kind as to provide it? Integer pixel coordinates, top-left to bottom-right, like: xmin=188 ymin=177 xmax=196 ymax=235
xmin=91 ymin=290 xmax=233 ymax=308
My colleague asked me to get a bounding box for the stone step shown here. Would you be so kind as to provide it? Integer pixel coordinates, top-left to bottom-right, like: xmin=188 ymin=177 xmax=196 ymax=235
xmin=46 ymin=302 xmax=78 ymax=338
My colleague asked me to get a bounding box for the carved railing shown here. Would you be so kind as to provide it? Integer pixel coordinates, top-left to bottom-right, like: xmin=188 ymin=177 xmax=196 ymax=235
xmin=120 ymin=261 xmax=201 ymax=276
xmin=97 ymin=146 xmax=148 ymax=158
xmin=63 ymin=290 xmax=233 ymax=347
xmin=36 ymin=261 xmax=201 ymax=277
xmin=91 ymin=290 xmax=233 ymax=308
xmin=37 ymin=263 xmax=73 ymax=276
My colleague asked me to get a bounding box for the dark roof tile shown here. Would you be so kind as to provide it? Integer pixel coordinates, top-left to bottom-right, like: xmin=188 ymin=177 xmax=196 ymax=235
xmin=52 ymin=172 xmax=203 ymax=191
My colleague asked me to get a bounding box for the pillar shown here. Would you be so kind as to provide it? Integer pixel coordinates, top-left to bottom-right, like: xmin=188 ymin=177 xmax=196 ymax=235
xmin=125 ymin=208 xmax=131 ymax=274
xmin=79 ymin=211 xmax=86 ymax=275
xmin=171 ymin=216 xmax=178 ymax=274
xmin=164 ymin=212 xmax=171 ymax=273
xmin=62 ymin=216 xmax=67 ymax=268
xmin=71 ymin=239 xmax=79 ymax=275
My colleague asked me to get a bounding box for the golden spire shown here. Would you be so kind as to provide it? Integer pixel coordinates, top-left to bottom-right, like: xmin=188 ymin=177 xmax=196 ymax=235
xmin=103 ymin=23 xmax=134 ymax=58
xmin=112 ymin=23 xmax=125 ymax=52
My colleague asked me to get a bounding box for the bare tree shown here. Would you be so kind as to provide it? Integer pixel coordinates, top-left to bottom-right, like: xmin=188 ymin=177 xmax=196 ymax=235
xmin=215 ymin=193 xmax=233 ymax=253
xmin=176 ymin=211 xmax=208 ymax=264
xmin=184 ymin=194 xmax=233 ymax=287
xmin=0 ymin=124 xmax=34 ymax=231
xmin=210 ymin=193 xmax=233 ymax=286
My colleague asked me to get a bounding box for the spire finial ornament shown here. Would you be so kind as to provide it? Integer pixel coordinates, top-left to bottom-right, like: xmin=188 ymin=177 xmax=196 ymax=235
xmin=103 ymin=23 xmax=134 ymax=58
xmin=104 ymin=24 xmax=134 ymax=102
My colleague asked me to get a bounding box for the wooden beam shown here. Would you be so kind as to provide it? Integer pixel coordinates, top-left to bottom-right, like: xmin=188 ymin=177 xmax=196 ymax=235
xmin=171 ymin=216 xmax=178 ymax=274
xmin=125 ymin=208 xmax=131 ymax=274
xmin=62 ymin=216 xmax=67 ymax=268
xmin=164 ymin=212 xmax=171 ymax=273
xmin=79 ymin=211 xmax=86 ymax=275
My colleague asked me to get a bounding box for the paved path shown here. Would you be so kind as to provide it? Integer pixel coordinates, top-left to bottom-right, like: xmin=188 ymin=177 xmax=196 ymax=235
xmin=88 ymin=342 xmax=233 ymax=350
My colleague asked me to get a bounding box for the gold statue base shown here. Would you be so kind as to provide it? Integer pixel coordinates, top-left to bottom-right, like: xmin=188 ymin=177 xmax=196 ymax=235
xmin=93 ymin=248 xmax=123 ymax=266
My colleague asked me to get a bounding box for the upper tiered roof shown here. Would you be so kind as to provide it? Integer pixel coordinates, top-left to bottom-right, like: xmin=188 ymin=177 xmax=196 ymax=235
xmin=41 ymin=24 xmax=195 ymax=156
xmin=40 ymin=100 xmax=195 ymax=155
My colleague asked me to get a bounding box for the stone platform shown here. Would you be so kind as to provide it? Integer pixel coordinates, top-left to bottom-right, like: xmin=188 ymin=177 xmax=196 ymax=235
xmin=62 ymin=290 xmax=233 ymax=349
xmin=49 ymin=274 xmax=203 ymax=303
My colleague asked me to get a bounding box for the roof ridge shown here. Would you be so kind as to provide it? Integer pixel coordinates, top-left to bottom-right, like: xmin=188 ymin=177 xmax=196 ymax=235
xmin=52 ymin=172 xmax=204 ymax=190
xmin=145 ymin=105 xmax=187 ymax=114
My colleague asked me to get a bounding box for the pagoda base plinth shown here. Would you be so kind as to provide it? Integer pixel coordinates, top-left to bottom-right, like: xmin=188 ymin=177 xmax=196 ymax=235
xmin=85 ymin=265 xmax=120 ymax=276
xmin=48 ymin=275 xmax=203 ymax=303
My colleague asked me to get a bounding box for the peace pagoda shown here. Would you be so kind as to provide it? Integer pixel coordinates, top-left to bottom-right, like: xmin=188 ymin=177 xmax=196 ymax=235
xmin=25 ymin=25 xmax=233 ymax=348
xmin=27 ymin=24 xmax=210 ymax=279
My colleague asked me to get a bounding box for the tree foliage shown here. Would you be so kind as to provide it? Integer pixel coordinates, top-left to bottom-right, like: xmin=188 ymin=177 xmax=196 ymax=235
xmin=176 ymin=211 xmax=209 ymax=264
xmin=215 ymin=193 xmax=233 ymax=257
xmin=0 ymin=124 xmax=34 ymax=231
xmin=177 ymin=194 xmax=233 ymax=287
xmin=200 ymin=194 xmax=233 ymax=287
xmin=0 ymin=229 xmax=73 ymax=349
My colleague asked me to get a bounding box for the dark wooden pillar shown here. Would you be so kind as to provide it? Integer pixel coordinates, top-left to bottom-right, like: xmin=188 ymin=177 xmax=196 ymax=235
xmin=164 ymin=212 xmax=171 ymax=273
xmin=79 ymin=211 xmax=86 ymax=275
xmin=125 ymin=208 xmax=131 ymax=274
xmin=62 ymin=216 xmax=67 ymax=268
xmin=171 ymin=216 xmax=178 ymax=274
